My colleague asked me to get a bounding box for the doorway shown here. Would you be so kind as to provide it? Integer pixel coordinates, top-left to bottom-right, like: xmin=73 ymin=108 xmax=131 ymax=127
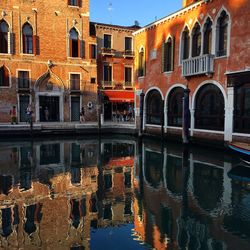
xmin=71 ymin=96 xmax=80 ymax=121
xmin=19 ymin=95 xmax=30 ymax=122
xmin=39 ymin=96 xmax=60 ymax=122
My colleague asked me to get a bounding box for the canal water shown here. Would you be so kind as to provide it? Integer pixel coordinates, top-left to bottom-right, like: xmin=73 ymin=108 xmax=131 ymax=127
xmin=0 ymin=137 xmax=249 ymax=249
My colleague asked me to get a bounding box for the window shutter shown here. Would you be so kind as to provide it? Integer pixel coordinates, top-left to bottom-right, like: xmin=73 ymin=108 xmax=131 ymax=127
xmin=33 ymin=35 xmax=37 ymax=55
xmin=162 ymin=42 xmax=165 ymax=72
xmin=22 ymin=34 xmax=26 ymax=53
xmin=80 ymin=40 xmax=85 ymax=58
xmin=143 ymin=52 xmax=146 ymax=76
xmin=8 ymin=32 xmax=14 ymax=54
xmin=171 ymin=37 xmax=175 ymax=71
xmin=69 ymin=39 xmax=72 ymax=57
xmin=89 ymin=44 xmax=92 ymax=59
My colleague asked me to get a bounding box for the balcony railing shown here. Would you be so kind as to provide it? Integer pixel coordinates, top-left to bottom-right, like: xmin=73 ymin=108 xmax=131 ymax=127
xmin=182 ymin=54 xmax=214 ymax=77
xmin=17 ymin=79 xmax=30 ymax=91
xmin=123 ymin=50 xmax=134 ymax=57
xmin=101 ymin=47 xmax=115 ymax=56
xmin=70 ymin=79 xmax=80 ymax=92
xmin=101 ymin=81 xmax=134 ymax=89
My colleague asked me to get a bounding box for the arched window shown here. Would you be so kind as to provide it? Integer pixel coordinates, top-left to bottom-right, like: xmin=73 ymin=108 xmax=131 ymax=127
xmin=22 ymin=23 xmax=33 ymax=54
xmin=0 ymin=20 xmax=9 ymax=53
xmin=192 ymin=23 xmax=201 ymax=57
xmin=167 ymin=87 xmax=184 ymax=127
xmin=234 ymin=83 xmax=250 ymax=133
xmin=0 ymin=65 xmax=10 ymax=87
xmin=195 ymin=84 xmax=225 ymax=131
xmin=163 ymin=37 xmax=174 ymax=72
xmin=181 ymin=27 xmax=190 ymax=60
xmin=146 ymin=89 xmax=163 ymax=125
xmin=203 ymin=18 xmax=212 ymax=55
xmin=145 ymin=150 xmax=163 ymax=189
xmin=216 ymin=10 xmax=229 ymax=57
xmin=138 ymin=47 xmax=145 ymax=77
xmin=69 ymin=28 xmax=80 ymax=57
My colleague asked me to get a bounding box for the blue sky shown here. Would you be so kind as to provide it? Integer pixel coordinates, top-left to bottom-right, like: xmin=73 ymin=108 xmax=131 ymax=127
xmin=90 ymin=0 xmax=183 ymax=27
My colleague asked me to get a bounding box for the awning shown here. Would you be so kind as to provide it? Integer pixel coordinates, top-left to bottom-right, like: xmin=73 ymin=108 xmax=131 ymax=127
xmin=104 ymin=157 xmax=135 ymax=168
xmin=103 ymin=90 xmax=134 ymax=103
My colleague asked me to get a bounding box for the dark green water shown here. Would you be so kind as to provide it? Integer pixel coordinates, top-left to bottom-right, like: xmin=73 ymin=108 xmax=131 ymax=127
xmin=0 ymin=137 xmax=249 ymax=250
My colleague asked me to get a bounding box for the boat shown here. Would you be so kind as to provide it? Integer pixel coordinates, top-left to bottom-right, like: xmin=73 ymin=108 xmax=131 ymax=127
xmin=228 ymin=142 xmax=250 ymax=165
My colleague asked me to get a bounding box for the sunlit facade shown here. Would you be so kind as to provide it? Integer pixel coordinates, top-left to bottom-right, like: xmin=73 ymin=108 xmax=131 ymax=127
xmin=0 ymin=0 xmax=97 ymax=123
xmin=134 ymin=0 xmax=250 ymax=143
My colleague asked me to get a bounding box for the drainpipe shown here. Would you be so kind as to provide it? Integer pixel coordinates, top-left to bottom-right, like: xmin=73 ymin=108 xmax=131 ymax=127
xmin=182 ymin=87 xmax=190 ymax=144
xmin=139 ymin=92 xmax=145 ymax=137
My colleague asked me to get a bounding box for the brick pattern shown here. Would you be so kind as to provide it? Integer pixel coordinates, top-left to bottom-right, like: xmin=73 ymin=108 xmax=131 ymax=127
xmin=0 ymin=0 xmax=97 ymax=122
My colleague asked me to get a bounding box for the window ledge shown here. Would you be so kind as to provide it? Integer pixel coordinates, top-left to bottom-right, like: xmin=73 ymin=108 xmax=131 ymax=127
xmin=67 ymin=57 xmax=83 ymax=60
xmin=138 ymin=76 xmax=145 ymax=80
xmin=68 ymin=5 xmax=80 ymax=10
xmin=215 ymin=55 xmax=228 ymax=59
xmin=0 ymin=53 xmax=12 ymax=57
xmin=0 ymin=86 xmax=11 ymax=89
xmin=163 ymin=71 xmax=173 ymax=75
xmin=20 ymin=53 xmax=35 ymax=57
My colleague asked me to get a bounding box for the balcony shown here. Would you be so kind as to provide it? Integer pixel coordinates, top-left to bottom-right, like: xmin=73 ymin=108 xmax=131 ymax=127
xmin=17 ymin=79 xmax=30 ymax=92
xmin=182 ymin=54 xmax=214 ymax=77
xmin=123 ymin=50 xmax=134 ymax=58
xmin=70 ymin=79 xmax=81 ymax=93
xmin=101 ymin=47 xmax=115 ymax=56
xmin=101 ymin=81 xmax=134 ymax=90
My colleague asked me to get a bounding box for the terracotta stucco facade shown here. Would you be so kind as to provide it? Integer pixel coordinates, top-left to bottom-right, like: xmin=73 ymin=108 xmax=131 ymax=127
xmin=134 ymin=0 xmax=250 ymax=143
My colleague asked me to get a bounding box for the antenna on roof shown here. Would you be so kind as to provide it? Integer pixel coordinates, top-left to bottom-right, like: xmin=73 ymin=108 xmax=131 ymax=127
xmin=108 ymin=2 xmax=113 ymax=24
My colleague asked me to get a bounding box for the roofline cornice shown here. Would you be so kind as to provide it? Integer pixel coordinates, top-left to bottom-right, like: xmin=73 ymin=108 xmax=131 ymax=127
xmin=133 ymin=0 xmax=206 ymax=36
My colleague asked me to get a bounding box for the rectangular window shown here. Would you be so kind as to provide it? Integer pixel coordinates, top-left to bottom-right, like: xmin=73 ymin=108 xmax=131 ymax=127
xmin=125 ymin=37 xmax=132 ymax=51
xmin=104 ymin=34 xmax=112 ymax=49
xmin=70 ymin=74 xmax=80 ymax=90
xmin=68 ymin=0 xmax=80 ymax=6
xmin=125 ymin=67 xmax=132 ymax=83
xmin=18 ymin=71 xmax=30 ymax=89
xmin=91 ymin=77 xmax=96 ymax=84
xmin=103 ymin=65 xmax=112 ymax=82
xmin=89 ymin=44 xmax=96 ymax=59
xmin=23 ymin=35 xmax=33 ymax=54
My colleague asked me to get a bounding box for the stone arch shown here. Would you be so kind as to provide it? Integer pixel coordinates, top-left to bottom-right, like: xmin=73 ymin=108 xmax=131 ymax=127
xmin=144 ymin=87 xmax=164 ymax=126
xmin=34 ymin=69 xmax=65 ymax=92
xmin=192 ymin=80 xmax=226 ymax=131
xmin=165 ymin=84 xmax=186 ymax=127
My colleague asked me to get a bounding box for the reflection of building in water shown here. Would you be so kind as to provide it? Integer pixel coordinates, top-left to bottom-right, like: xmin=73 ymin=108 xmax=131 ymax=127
xmin=0 ymin=141 xmax=99 ymax=249
xmin=94 ymin=142 xmax=135 ymax=228
xmin=133 ymin=142 xmax=250 ymax=250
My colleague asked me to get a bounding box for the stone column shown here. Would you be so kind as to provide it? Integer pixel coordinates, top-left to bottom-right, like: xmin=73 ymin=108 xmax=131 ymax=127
xmin=224 ymin=87 xmax=234 ymax=142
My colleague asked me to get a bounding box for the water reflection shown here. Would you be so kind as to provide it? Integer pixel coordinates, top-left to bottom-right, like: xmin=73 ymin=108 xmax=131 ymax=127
xmin=0 ymin=138 xmax=249 ymax=249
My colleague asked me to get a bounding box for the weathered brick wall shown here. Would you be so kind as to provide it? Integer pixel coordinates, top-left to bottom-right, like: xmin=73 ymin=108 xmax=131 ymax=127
xmin=0 ymin=0 xmax=97 ymax=122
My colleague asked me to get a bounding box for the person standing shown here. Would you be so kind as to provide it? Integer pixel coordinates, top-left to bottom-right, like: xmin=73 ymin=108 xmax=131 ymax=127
xmin=44 ymin=107 xmax=49 ymax=121
xmin=26 ymin=104 xmax=32 ymax=123
xmin=10 ymin=105 xmax=18 ymax=124
xmin=80 ymin=107 xmax=85 ymax=123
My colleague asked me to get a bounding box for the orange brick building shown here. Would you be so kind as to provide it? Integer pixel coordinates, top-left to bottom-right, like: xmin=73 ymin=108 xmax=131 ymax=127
xmin=90 ymin=22 xmax=139 ymax=122
xmin=134 ymin=0 xmax=250 ymax=143
xmin=0 ymin=0 xmax=97 ymax=123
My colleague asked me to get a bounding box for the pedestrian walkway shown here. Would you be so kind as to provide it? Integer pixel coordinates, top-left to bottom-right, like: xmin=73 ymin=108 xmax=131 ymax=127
xmin=0 ymin=121 xmax=137 ymax=137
